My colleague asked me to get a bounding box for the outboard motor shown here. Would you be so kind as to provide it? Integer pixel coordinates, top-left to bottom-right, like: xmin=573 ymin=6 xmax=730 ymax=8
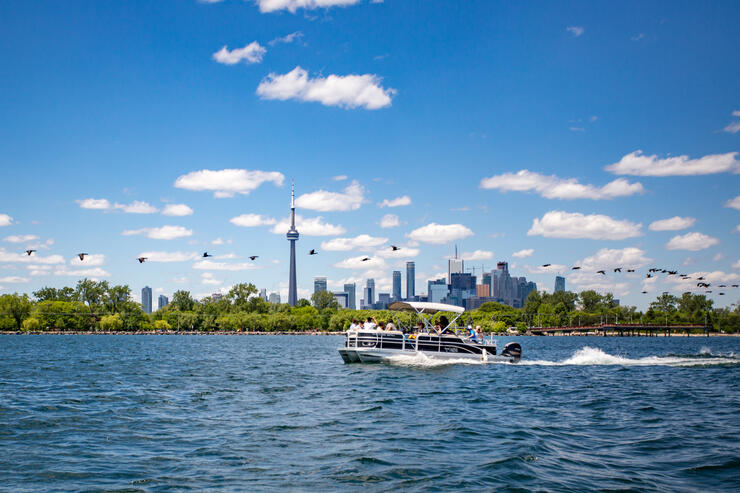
xmin=501 ymin=342 xmax=522 ymax=362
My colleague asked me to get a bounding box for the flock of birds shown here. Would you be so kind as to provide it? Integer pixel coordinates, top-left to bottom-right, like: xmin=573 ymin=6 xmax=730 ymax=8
xmin=540 ymin=263 xmax=738 ymax=296
xmin=20 ymin=248 xmax=736 ymax=297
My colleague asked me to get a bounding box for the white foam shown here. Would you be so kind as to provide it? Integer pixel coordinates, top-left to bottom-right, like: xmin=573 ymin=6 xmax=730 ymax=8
xmin=386 ymin=351 xmax=485 ymax=367
xmin=521 ymin=346 xmax=740 ymax=367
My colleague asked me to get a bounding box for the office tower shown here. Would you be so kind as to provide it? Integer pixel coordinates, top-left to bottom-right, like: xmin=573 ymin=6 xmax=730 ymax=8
xmin=364 ymin=278 xmax=375 ymax=307
xmin=476 ymin=284 xmax=490 ymax=297
xmin=482 ymin=272 xmax=492 ymax=296
xmin=554 ymin=276 xmax=565 ymax=293
xmin=448 ymin=273 xmax=476 ymax=307
xmin=448 ymin=245 xmax=464 ymax=284
xmin=427 ymin=278 xmax=449 ymax=303
xmin=268 ymin=292 xmax=281 ymax=304
xmin=141 ymin=286 xmax=152 ymax=314
xmin=377 ymin=293 xmax=391 ymax=310
xmin=406 ymin=261 xmax=415 ymax=300
xmin=392 ymin=271 xmax=402 ymax=301
xmin=343 ymin=283 xmax=356 ymax=310
xmin=287 ymin=181 xmax=299 ymax=306
xmin=157 ymin=294 xmax=169 ymax=310
xmin=333 ymin=292 xmax=349 ymax=308
xmin=259 ymin=288 xmax=268 ymax=300
xmin=314 ymin=276 xmax=327 ymax=293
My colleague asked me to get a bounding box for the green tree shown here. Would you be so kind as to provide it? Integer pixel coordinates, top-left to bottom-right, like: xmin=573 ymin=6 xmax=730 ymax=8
xmin=153 ymin=319 xmax=171 ymax=331
xmin=650 ymin=292 xmax=679 ymax=313
xmin=33 ymin=286 xmax=75 ymax=302
xmin=227 ymin=283 xmax=258 ymax=310
xmin=579 ymin=290 xmax=604 ymax=312
xmin=0 ymin=294 xmax=33 ymax=330
xmin=99 ymin=313 xmax=124 ymax=331
xmin=311 ymin=290 xmax=339 ymax=311
xmin=171 ymin=290 xmax=195 ymax=312
xmin=296 ymin=298 xmax=311 ymax=308
xmin=21 ymin=317 xmax=40 ymax=331
xmin=104 ymin=284 xmax=131 ymax=313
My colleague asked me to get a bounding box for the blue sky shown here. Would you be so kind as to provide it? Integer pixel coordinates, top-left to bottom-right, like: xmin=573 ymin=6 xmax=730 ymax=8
xmin=0 ymin=0 xmax=738 ymax=307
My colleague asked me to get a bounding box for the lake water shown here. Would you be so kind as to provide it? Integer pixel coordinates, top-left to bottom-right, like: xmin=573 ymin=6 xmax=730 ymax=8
xmin=1 ymin=335 xmax=739 ymax=492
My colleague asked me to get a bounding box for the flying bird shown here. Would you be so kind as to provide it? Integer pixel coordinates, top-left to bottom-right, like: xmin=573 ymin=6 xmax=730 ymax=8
xmin=362 ymin=257 xmax=371 ymax=262
xmin=706 ymin=290 xmax=712 ymax=294
xmin=719 ymin=292 xmax=725 ymax=296
xmin=597 ymin=270 xmax=606 ymax=275
xmin=25 ymin=249 xmax=36 ymax=256
xmin=77 ymin=253 xmax=88 ymax=261
xmin=668 ymin=271 xmax=677 ymax=275
xmin=627 ymin=269 xmax=635 ymax=273
xmin=646 ymin=274 xmax=653 ymax=278
xmin=732 ymin=284 xmax=739 ymax=288
xmin=571 ymin=266 xmax=581 ymax=270
xmin=697 ymin=277 xmax=705 ymax=280
xmin=614 ymin=268 xmax=622 ymax=272
xmin=661 ymin=269 xmax=668 ymax=273
xmin=309 ymin=249 xmax=318 ymax=255
xmin=649 ymin=268 xmax=659 ymax=273
xmin=249 ymin=256 xmax=258 ymax=261
xmin=137 ymin=257 xmax=147 ymax=263
xmin=697 ymin=282 xmax=710 ymax=288
xmin=718 ymin=284 xmax=727 ymax=288
xmin=391 ymin=245 xmax=400 ymax=251
xmin=641 ymin=291 xmax=648 ymax=294
xmin=542 ymin=264 xmax=551 ymax=267
xmin=202 ymin=252 xmax=213 ymax=258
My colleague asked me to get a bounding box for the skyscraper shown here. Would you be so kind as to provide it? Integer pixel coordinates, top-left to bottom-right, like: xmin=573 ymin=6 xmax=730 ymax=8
xmin=314 ymin=276 xmax=327 ymax=293
xmin=554 ymin=276 xmax=565 ymax=293
xmin=287 ymin=181 xmax=299 ymax=306
xmin=406 ymin=261 xmax=415 ymax=300
xmin=343 ymin=283 xmax=356 ymax=310
xmin=157 ymin=294 xmax=169 ymax=310
xmin=392 ymin=270 xmax=401 ymax=301
xmin=428 ymin=278 xmax=448 ymax=303
xmin=364 ymin=278 xmax=375 ymax=307
xmin=141 ymin=286 xmax=152 ymax=314
xmin=448 ymin=245 xmax=464 ymax=284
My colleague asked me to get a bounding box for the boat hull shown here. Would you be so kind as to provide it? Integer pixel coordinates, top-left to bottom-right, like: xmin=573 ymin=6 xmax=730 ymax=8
xmin=338 ymin=346 xmax=519 ymax=364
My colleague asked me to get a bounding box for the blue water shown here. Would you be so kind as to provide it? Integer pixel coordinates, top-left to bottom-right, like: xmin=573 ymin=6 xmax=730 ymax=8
xmin=1 ymin=335 xmax=739 ymax=492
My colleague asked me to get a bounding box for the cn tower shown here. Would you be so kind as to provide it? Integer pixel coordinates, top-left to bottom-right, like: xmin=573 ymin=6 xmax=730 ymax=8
xmin=287 ymin=180 xmax=299 ymax=306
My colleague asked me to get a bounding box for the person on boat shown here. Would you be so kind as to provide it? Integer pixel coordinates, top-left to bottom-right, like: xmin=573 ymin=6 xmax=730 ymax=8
xmin=364 ymin=317 xmax=377 ymax=330
xmin=385 ymin=321 xmax=396 ymax=331
xmin=348 ymin=319 xmax=360 ymax=332
xmin=377 ymin=321 xmax=386 ymax=330
xmin=432 ymin=323 xmax=443 ymax=335
xmin=463 ymin=324 xmax=480 ymax=343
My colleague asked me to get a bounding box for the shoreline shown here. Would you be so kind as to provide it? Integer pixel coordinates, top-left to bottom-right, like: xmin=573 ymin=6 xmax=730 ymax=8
xmin=1 ymin=331 xmax=738 ymax=337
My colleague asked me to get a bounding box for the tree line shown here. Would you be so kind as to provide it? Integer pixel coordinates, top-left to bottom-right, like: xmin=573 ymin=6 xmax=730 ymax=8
xmin=0 ymin=279 xmax=738 ymax=333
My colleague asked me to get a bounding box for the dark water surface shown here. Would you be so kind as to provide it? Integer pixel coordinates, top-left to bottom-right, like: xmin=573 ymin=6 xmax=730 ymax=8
xmin=1 ymin=335 xmax=739 ymax=492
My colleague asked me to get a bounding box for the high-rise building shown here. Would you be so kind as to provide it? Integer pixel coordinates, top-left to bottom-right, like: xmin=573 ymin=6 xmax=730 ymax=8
xmin=157 ymin=294 xmax=169 ymax=310
xmin=448 ymin=245 xmax=464 ymax=284
xmin=476 ymin=284 xmax=490 ymax=297
xmin=287 ymin=181 xmax=299 ymax=306
xmin=343 ymin=283 xmax=356 ymax=310
xmin=364 ymin=279 xmax=375 ymax=307
xmin=268 ymin=292 xmax=281 ymax=304
xmin=406 ymin=261 xmax=415 ymax=300
xmin=314 ymin=276 xmax=327 ymax=293
xmin=333 ymin=292 xmax=349 ymax=308
xmin=428 ymin=278 xmax=448 ymax=303
xmin=554 ymin=276 xmax=565 ymax=293
xmin=141 ymin=286 xmax=152 ymax=314
xmin=259 ymin=288 xmax=268 ymax=300
xmin=482 ymin=272 xmax=492 ymax=295
xmin=392 ymin=271 xmax=402 ymax=301
xmin=377 ymin=293 xmax=391 ymax=310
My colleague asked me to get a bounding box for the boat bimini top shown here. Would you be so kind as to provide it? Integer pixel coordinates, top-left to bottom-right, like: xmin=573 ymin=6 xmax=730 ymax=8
xmin=388 ymin=301 xmax=465 ymax=333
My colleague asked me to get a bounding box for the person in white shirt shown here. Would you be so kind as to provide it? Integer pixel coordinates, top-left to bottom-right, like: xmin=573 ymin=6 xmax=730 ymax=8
xmin=364 ymin=317 xmax=377 ymax=330
xmin=348 ymin=319 xmax=360 ymax=332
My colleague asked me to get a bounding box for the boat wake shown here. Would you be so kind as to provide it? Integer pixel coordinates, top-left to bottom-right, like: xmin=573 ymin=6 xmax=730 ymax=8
xmin=385 ymin=347 xmax=739 ymax=368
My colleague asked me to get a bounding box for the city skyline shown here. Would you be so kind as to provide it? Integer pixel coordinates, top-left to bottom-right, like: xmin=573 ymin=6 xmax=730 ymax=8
xmin=0 ymin=1 xmax=738 ymax=310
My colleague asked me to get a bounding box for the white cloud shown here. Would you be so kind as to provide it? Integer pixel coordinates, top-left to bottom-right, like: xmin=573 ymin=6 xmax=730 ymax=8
xmin=122 ymin=225 xmax=193 ymax=240
xmin=527 ymin=211 xmax=642 ymax=240
xmin=212 ymin=42 xmax=266 ymax=65
xmin=568 ymin=272 xmax=631 ymax=297
xmin=295 ymin=180 xmax=365 ymax=211
xmin=459 ymin=250 xmax=494 ymax=261
xmin=379 ymin=214 xmax=400 ymax=228
xmin=3 ymin=235 xmax=39 ymax=243
xmin=137 ymin=251 xmax=199 ymax=262
xmin=162 ymin=204 xmax=194 ymax=216
xmin=69 ymin=254 xmax=105 ymax=266
xmin=725 ymin=195 xmax=740 ymax=211
xmin=512 ymin=249 xmax=534 ymax=258
xmin=332 ymin=174 xmax=348 ymax=181
xmin=713 ymin=253 xmax=724 ymax=261
xmin=269 ymin=31 xmax=304 ymax=45
xmin=378 ymin=195 xmax=412 ymax=207
xmin=605 ymin=150 xmax=740 ymax=176
xmin=576 ymin=247 xmax=652 ymax=271
xmin=526 ymin=264 xmax=567 ymax=275
xmin=407 ymin=223 xmax=474 ymax=245
xmin=566 ymin=26 xmax=584 ymax=37
xmin=0 ymin=276 xmax=29 ymax=283
xmin=174 ymin=169 xmax=284 ymax=198
xmin=200 ymin=272 xmax=223 ymax=286
xmin=76 ymin=198 xmax=111 ymax=210
xmin=0 ymin=250 xmax=64 ymax=265
xmin=321 ymin=234 xmax=387 ymax=251
xmin=230 ymin=214 xmax=277 ymax=227
xmin=334 ymin=255 xmax=387 ymax=270
xmin=192 ymin=260 xmax=260 ymax=271
xmin=54 ymin=267 xmax=111 ymax=277
xmin=270 ymin=214 xmax=345 ymax=236
xmin=648 ymin=216 xmax=696 ymax=231
xmin=0 ymin=214 xmax=12 ymax=227
xmin=375 ymin=246 xmax=420 ymax=259
xmin=256 ymin=0 xmax=362 ymax=14
xmin=733 ymin=260 xmax=740 ymax=269
xmin=256 ymin=66 xmax=395 ymax=110
xmin=665 ymin=270 xmax=739 ymax=290
xmin=665 ymin=232 xmax=720 ymax=251
xmin=479 ymin=170 xmax=644 ymax=200
xmin=723 ymin=122 xmax=740 ymax=134
xmin=115 ymin=201 xmax=158 ymax=214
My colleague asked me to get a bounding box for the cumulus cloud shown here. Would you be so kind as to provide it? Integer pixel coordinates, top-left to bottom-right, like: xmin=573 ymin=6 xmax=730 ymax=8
xmin=270 ymin=214 xmax=345 ymax=236
xmin=375 ymin=246 xmax=420 ymax=259
xmin=54 ymin=267 xmax=111 ymax=278
xmin=75 ymin=198 xmax=158 ymax=214
xmin=725 ymin=195 xmax=740 ymax=211
xmin=332 ymin=174 xmax=348 ymax=181
xmin=321 ymin=234 xmax=387 ymax=251
xmin=568 ymin=273 xmax=631 ymax=297
xmin=269 ymin=31 xmax=304 ymax=45
xmin=526 ymin=264 xmax=567 ymax=274
xmin=379 ymin=214 xmax=400 ymax=228
xmin=378 ymin=195 xmax=412 ymax=207
xmin=256 ymin=0 xmax=362 ymax=14
xmin=137 ymin=251 xmax=199 ymax=262
xmin=665 ymin=232 xmax=720 ymax=251
xmin=4 ymin=235 xmax=39 ymax=243
xmin=407 ymin=223 xmax=474 ymax=245
xmin=734 ymin=260 xmax=740 ymax=269
xmin=576 ymin=247 xmax=652 ymax=271
xmin=724 ymin=122 xmax=740 ymax=134
xmin=480 ymin=170 xmax=644 ymax=200
xmin=212 ymin=42 xmax=266 ymax=65
xmin=174 ymin=169 xmax=284 ymax=198
xmin=200 ymin=272 xmax=223 ymax=286
xmin=566 ymin=26 xmax=584 ymax=37
xmin=162 ymin=204 xmax=194 ymax=216
xmin=0 ymin=214 xmax=11 ymax=227
xmin=192 ymin=260 xmax=260 ymax=271
xmin=648 ymin=216 xmax=696 ymax=231
xmin=295 ymin=180 xmax=365 ymax=211
xmin=459 ymin=250 xmax=494 ymax=261
xmin=527 ymin=211 xmax=642 ymax=240
xmin=69 ymin=254 xmax=105 ymax=266
xmin=76 ymin=198 xmax=111 ymax=210
xmin=0 ymin=250 xmax=64 ymax=265
xmin=512 ymin=249 xmax=534 ymax=258
xmin=605 ymin=150 xmax=740 ymax=176
xmin=665 ymin=270 xmax=739 ymax=290
xmin=333 ymin=255 xmax=387 ymax=270
xmin=230 ymin=214 xmax=277 ymax=227
xmin=256 ymin=66 xmax=395 ymax=110
xmin=122 ymin=225 xmax=193 ymax=240
xmin=0 ymin=276 xmax=29 ymax=283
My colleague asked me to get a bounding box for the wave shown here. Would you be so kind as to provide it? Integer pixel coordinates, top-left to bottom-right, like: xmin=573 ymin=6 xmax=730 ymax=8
xmin=522 ymin=346 xmax=740 ymax=367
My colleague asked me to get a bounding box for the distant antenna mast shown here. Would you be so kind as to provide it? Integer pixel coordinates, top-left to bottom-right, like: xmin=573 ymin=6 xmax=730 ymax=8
xmin=455 ymin=244 xmax=458 ymax=259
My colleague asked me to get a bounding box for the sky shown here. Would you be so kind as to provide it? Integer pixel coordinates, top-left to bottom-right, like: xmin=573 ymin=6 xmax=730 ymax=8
xmin=0 ymin=0 xmax=738 ymax=308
